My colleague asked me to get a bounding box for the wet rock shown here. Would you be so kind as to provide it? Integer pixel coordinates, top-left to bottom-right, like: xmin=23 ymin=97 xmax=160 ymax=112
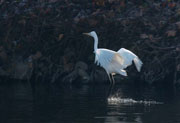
xmin=63 ymin=50 xmax=75 ymax=73
xmin=0 ymin=55 xmax=33 ymax=80
xmin=0 ymin=46 xmax=8 ymax=64
xmin=32 ymin=51 xmax=42 ymax=60
xmin=75 ymin=61 xmax=88 ymax=70
xmin=0 ymin=67 xmax=8 ymax=76
xmin=90 ymin=68 xmax=109 ymax=83
xmin=11 ymin=58 xmax=33 ymax=80
xmin=73 ymin=10 xmax=87 ymax=23
xmin=62 ymin=70 xmax=77 ymax=84
xmin=62 ymin=61 xmax=90 ymax=84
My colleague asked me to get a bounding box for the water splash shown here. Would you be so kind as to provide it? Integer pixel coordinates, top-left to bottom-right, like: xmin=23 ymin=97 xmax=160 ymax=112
xmin=108 ymin=96 xmax=164 ymax=105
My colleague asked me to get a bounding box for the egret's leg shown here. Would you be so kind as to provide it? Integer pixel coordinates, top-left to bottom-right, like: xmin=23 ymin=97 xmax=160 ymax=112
xmin=107 ymin=73 xmax=112 ymax=84
xmin=106 ymin=73 xmax=113 ymax=96
xmin=110 ymin=74 xmax=115 ymax=92
xmin=107 ymin=74 xmax=115 ymax=97
xmin=111 ymin=74 xmax=115 ymax=85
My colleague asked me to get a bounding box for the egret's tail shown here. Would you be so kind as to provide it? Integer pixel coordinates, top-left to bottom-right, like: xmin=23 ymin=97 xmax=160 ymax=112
xmin=119 ymin=69 xmax=127 ymax=76
xmin=133 ymin=57 xmax=143 ymax=72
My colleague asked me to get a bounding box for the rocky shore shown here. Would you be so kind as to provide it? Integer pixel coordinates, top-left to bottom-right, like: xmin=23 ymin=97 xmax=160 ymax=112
xmin=0 ymin=0 xmax=180 ymax=85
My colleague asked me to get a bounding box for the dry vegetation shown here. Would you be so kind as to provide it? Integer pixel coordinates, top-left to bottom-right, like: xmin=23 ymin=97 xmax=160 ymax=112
xmin=0 ymin=0 xmax=180 ymax=85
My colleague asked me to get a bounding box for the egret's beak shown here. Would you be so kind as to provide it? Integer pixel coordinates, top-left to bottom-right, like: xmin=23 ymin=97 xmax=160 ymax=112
xmin=83 ymin=33 xmax=90 ymax=36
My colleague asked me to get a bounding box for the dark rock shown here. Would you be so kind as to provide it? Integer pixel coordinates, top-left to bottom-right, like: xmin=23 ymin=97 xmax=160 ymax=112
xmin=62 ymin=61 xmax=90 ymax=84
xmin=90 ymin=68 xmax=109 ymax=84
xmin=12 ymin=61 xmax=33 ymax=80
xmin=0 ymin=0 xmax=180 ymax=86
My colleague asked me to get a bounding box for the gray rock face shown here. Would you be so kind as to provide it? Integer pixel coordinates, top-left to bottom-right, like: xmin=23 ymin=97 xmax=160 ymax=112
xmin=12 ymin=61 xmax=33 ymax=80
xmin=0 ymin=56 xmax=33 ymax=80
xmin=62 ymin=61 xmax=90 ymax=84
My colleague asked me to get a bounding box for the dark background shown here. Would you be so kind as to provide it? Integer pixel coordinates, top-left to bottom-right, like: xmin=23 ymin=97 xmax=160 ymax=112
xmin=0 ymin=0 xmax=180 ymax=86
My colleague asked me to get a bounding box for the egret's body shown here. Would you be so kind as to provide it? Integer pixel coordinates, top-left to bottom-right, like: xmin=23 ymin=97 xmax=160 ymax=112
xmin=95 ymin=48 xmax=127 ymax=76
xmin=83 ymin=31 xmax=143 ymax=84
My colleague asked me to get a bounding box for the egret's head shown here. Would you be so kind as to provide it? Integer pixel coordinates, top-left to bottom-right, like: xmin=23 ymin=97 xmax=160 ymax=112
xmin=83 ymin=31 xmax=96 ymax=37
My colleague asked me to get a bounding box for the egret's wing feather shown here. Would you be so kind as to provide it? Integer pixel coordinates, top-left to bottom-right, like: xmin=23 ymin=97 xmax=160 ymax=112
xmin=96 ymin=49 xmax=113 ymax=68
xmin=95 ymin=49 xmax=114 ymax=68
xmin=117 ymin=48 xmax=143 ymax=71
xmin=117 ymin=48 xmax=136 ymax=67
xmin=109 ymin=53 xmax=127 ymax=76
xmin=95 ymin=49 xmax=126 ymax=76
xmin=113 ymin=53 xmax=124 ymax=65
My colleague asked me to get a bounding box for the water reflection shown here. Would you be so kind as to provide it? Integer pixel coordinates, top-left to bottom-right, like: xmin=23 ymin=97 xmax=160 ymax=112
xmin=0 ymin=81 xmax=180 ymax=123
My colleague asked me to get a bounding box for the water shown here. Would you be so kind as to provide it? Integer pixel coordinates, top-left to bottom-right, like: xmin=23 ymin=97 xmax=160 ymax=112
xmin=0 ymin=81 xmax=180 ymax=123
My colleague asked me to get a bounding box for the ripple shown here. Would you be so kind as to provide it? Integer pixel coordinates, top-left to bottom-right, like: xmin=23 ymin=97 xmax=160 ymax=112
xmin=107 ymin=96 xmax=164 ymax=105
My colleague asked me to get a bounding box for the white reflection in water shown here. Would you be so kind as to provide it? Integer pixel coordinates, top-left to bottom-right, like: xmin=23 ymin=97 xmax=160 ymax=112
xmin=107 ymin=96 xmax=164 ymax=105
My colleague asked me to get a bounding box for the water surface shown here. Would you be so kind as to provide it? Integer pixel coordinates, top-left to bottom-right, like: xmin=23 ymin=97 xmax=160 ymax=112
xmin=0 ymin=81 xmax=180 ymax=123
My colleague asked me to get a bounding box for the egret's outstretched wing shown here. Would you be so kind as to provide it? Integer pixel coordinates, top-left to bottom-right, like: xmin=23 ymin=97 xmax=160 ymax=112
xmin=95 ymin=49 xmax=114 ymax=68
xmin=117 ymin=48 xmax=143 ymax=72
xmin=95 ymin=49 xmax=127 ymax=76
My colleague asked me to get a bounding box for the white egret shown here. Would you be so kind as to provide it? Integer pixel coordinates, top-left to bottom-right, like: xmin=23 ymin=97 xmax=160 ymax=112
xmin=83 ymin=31 xmax=143 ymax=84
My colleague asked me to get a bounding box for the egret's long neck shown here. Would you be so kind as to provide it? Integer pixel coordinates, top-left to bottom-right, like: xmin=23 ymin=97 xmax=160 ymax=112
xmin=92 ymin=34 xmax=98 ymax=52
